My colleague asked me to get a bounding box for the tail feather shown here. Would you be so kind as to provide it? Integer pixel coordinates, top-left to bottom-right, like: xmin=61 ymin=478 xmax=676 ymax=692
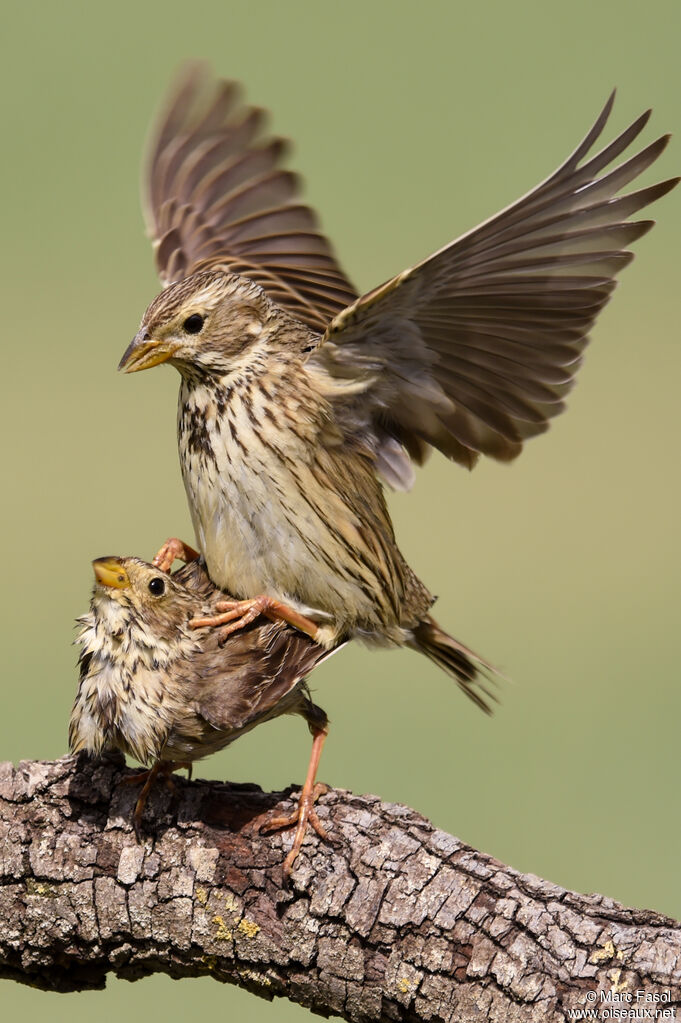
xmin=409 ymin=616 xmax=500 ymax=714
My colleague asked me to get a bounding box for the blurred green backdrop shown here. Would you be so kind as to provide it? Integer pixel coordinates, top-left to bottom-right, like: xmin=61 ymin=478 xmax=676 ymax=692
xmin=1 ymin=0 xmax=679 ymax=1018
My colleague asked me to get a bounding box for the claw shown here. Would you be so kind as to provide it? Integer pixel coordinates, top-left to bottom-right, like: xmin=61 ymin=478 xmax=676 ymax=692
xmin=189 ymin=594 xmax=320 ymax=642
xmin=152 ymin=537 xmax=199 ymax=573
xmin=190 ymin=597 xmax=264 ymax=641
xmin=260 ymin=728 xmax=329 ymax=878
xmin=119 ymin=760 xmax=191 ymax=840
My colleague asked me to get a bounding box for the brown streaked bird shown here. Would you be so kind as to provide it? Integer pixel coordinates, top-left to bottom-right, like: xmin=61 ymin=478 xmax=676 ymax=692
xmin=119 ymin=65 xmax=678 ymax=701
xmin=69 ymin=556 xmax=338 ymax=874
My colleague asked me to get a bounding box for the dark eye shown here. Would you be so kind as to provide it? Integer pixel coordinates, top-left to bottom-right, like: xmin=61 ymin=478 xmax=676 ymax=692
xmin=148 ymin=577 xmax=165 ymax=597
xmin=183 ymin=314 xmax=204 ymax=334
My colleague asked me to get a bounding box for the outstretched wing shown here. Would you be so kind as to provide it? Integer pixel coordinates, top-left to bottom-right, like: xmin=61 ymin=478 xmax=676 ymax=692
xmin=143 ymin=63 xmax=358 ymax=331
xmin=311 ymin=94 xmax=678 ymax=485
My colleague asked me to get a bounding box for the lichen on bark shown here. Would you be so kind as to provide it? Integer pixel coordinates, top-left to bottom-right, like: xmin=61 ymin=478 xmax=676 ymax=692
xmin=0 ymin=754 xmax=679 ymax=1021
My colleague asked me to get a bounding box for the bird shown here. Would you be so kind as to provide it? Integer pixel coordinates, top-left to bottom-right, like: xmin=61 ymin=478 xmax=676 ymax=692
xmin=69 ymin=555 xmax=337 ymax=874
xmin=118 ymin=64 xmax=677 ymax=705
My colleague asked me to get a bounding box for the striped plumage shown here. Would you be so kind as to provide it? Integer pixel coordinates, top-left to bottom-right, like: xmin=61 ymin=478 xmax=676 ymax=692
xmin=143 ymin=62 xmax=357 ymax=329
xmin=70 ymin=556 xmax=332 ymax=768
xmin=173 ymin=294 xmax=427 ymax=638
xmin=120 ymin=65 xmax=677 ymax=709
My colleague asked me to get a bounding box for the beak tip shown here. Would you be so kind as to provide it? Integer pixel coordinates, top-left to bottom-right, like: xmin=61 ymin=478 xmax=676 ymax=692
xmin=92 ymin=557 xmax=130 ymax=589
xmin=118 ymin=335 xmax=141 ymax=373
xmin=117 ymin=333 xmax=174 ymax=373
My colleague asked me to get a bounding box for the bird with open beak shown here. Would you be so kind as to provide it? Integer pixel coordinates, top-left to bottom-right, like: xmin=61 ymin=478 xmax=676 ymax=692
xmin=69 ymin=555 xmax=338 ymax=875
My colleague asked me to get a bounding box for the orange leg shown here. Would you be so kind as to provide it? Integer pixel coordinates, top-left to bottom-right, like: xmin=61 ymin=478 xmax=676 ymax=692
xmin=262 ymin=725 xmax=329 ymax=878
xmin=121 ymin=760 xmax=191 ymax=840
xmin=152 ymin=537 xmax=200 ymax=573
xmin=189 ymin=594 xmax=320 ymax=644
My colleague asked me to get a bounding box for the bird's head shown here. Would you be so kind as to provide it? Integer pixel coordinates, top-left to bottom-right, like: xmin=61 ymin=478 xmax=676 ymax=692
xmin=118 ymin=270 xmax=281 ymax=379
xmin=91 ymin=556 xmax=197 ymax=640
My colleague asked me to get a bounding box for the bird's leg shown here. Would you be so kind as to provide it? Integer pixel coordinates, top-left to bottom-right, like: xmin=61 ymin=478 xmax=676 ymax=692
xmin=152 ymin=537 xmax=200 ymax=573
xmin=122 ymin=761 xmax=165 ymax=840
xmin=120 ymin=760 xmax=191 ymax=840
xmin=189 ymin=595 xmax=321 ymax=644
xmin=121 ymin=761 xmax=192 ymax=789
xmin=262 ymin=721 xmax=329 ymax=878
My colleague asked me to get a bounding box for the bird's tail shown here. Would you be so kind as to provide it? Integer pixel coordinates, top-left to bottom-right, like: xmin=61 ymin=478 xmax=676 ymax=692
xmin=408 ymin=616 xmax=500 ymax=714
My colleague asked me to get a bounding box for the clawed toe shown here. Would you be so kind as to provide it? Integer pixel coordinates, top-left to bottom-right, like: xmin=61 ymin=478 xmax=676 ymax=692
xmin=152 ymin=546 xmax=175 ymax=573
xmin=119 ymin=760 xmax=190 ymax=841
xmin=189 ymin=594 xmax=321 ymax=643
xmin=120 ymin=768 xmax=154 ymax=787
xmin=190 ymin=598 xmax=267 ymax=643
xmin=152 ymin=537 xmax=200 ymax=573
xmin=262 ymin=779 xmax=331 ymax=878
xmin=265 ymin=805 xmax=329 ymax=842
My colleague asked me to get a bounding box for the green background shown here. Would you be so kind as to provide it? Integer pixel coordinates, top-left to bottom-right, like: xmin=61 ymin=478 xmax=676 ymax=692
xmin=1 ymin=0 xmax=679 ymax=1018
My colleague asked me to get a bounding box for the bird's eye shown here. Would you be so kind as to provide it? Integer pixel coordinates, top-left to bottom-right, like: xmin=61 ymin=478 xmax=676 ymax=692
xmin=148 ymin=577 xmax=165 ymax=597
xmin=183 ymin=314 xmax=204 ymax=334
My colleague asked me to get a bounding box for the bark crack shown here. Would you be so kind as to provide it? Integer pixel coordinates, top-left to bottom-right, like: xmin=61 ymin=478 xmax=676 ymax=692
xmin=0 ymin=753 xmax=679 ymax=1022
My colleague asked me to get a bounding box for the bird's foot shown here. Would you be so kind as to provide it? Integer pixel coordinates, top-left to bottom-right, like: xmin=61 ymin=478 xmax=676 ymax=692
xmin=189 ymin=597 xmax=269 ymax=642
xmin=260 ymin=725 xmax=330 ymax=878
xmin=120 ymin=760 xmax=191 ymax=840
xmin=152 ymin=537 xmax=200 ymax=573
xmin=263 ymin=783 xmax=330 ymax=878
xmin=189 ymin=595 xmax=320 ymax=644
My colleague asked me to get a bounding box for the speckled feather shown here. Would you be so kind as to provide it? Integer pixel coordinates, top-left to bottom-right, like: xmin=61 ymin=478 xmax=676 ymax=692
xmin=69 ymin=558 xmax=334 ymax=767
xmin=123 ymin=67 xmax=677 ymax=709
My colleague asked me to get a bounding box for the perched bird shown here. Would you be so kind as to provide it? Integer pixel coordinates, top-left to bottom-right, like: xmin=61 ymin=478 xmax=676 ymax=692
xmin=70 ymin=555 xmax=336 ymax=873
xmin=119 ymin=65 xmax=677 ymax=702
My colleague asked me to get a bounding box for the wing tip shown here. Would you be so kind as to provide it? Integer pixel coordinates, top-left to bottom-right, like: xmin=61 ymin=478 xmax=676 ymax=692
xmin=603 ymin=87 xmax=617 ymax=118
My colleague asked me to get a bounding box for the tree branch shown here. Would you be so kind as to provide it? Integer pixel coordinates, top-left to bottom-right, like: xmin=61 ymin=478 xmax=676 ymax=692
xmin=0 ymin=754 xmax=679 ymax=1021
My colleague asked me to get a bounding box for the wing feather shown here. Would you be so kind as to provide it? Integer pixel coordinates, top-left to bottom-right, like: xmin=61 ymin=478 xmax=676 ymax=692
xmin=312 ymin=95 xmax=677 ymax=478
xmin=143 ymin=63 xmax=358 ymax=330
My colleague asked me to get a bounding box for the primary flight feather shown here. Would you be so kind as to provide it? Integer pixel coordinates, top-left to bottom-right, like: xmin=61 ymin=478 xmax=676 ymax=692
xmin=120 ymin=64 xmax=677 ymax=703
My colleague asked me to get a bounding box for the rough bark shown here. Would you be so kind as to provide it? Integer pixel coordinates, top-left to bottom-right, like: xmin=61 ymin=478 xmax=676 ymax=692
xmin=0 ymin=754 xmax=679 ymax=1021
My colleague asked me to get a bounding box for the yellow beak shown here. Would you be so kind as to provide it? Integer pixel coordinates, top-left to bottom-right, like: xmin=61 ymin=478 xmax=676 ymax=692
xmin=92 ymin=558 xmax=131 ymax=589
xmin=118 ymin=330 xmax=177 ymax=373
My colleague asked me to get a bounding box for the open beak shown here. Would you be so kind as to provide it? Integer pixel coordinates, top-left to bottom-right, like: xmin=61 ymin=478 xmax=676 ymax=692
xmin=92 ymin=558 xmax=131 ymax=589
xmin=118 ymin=329 xmax=177 ymax=373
